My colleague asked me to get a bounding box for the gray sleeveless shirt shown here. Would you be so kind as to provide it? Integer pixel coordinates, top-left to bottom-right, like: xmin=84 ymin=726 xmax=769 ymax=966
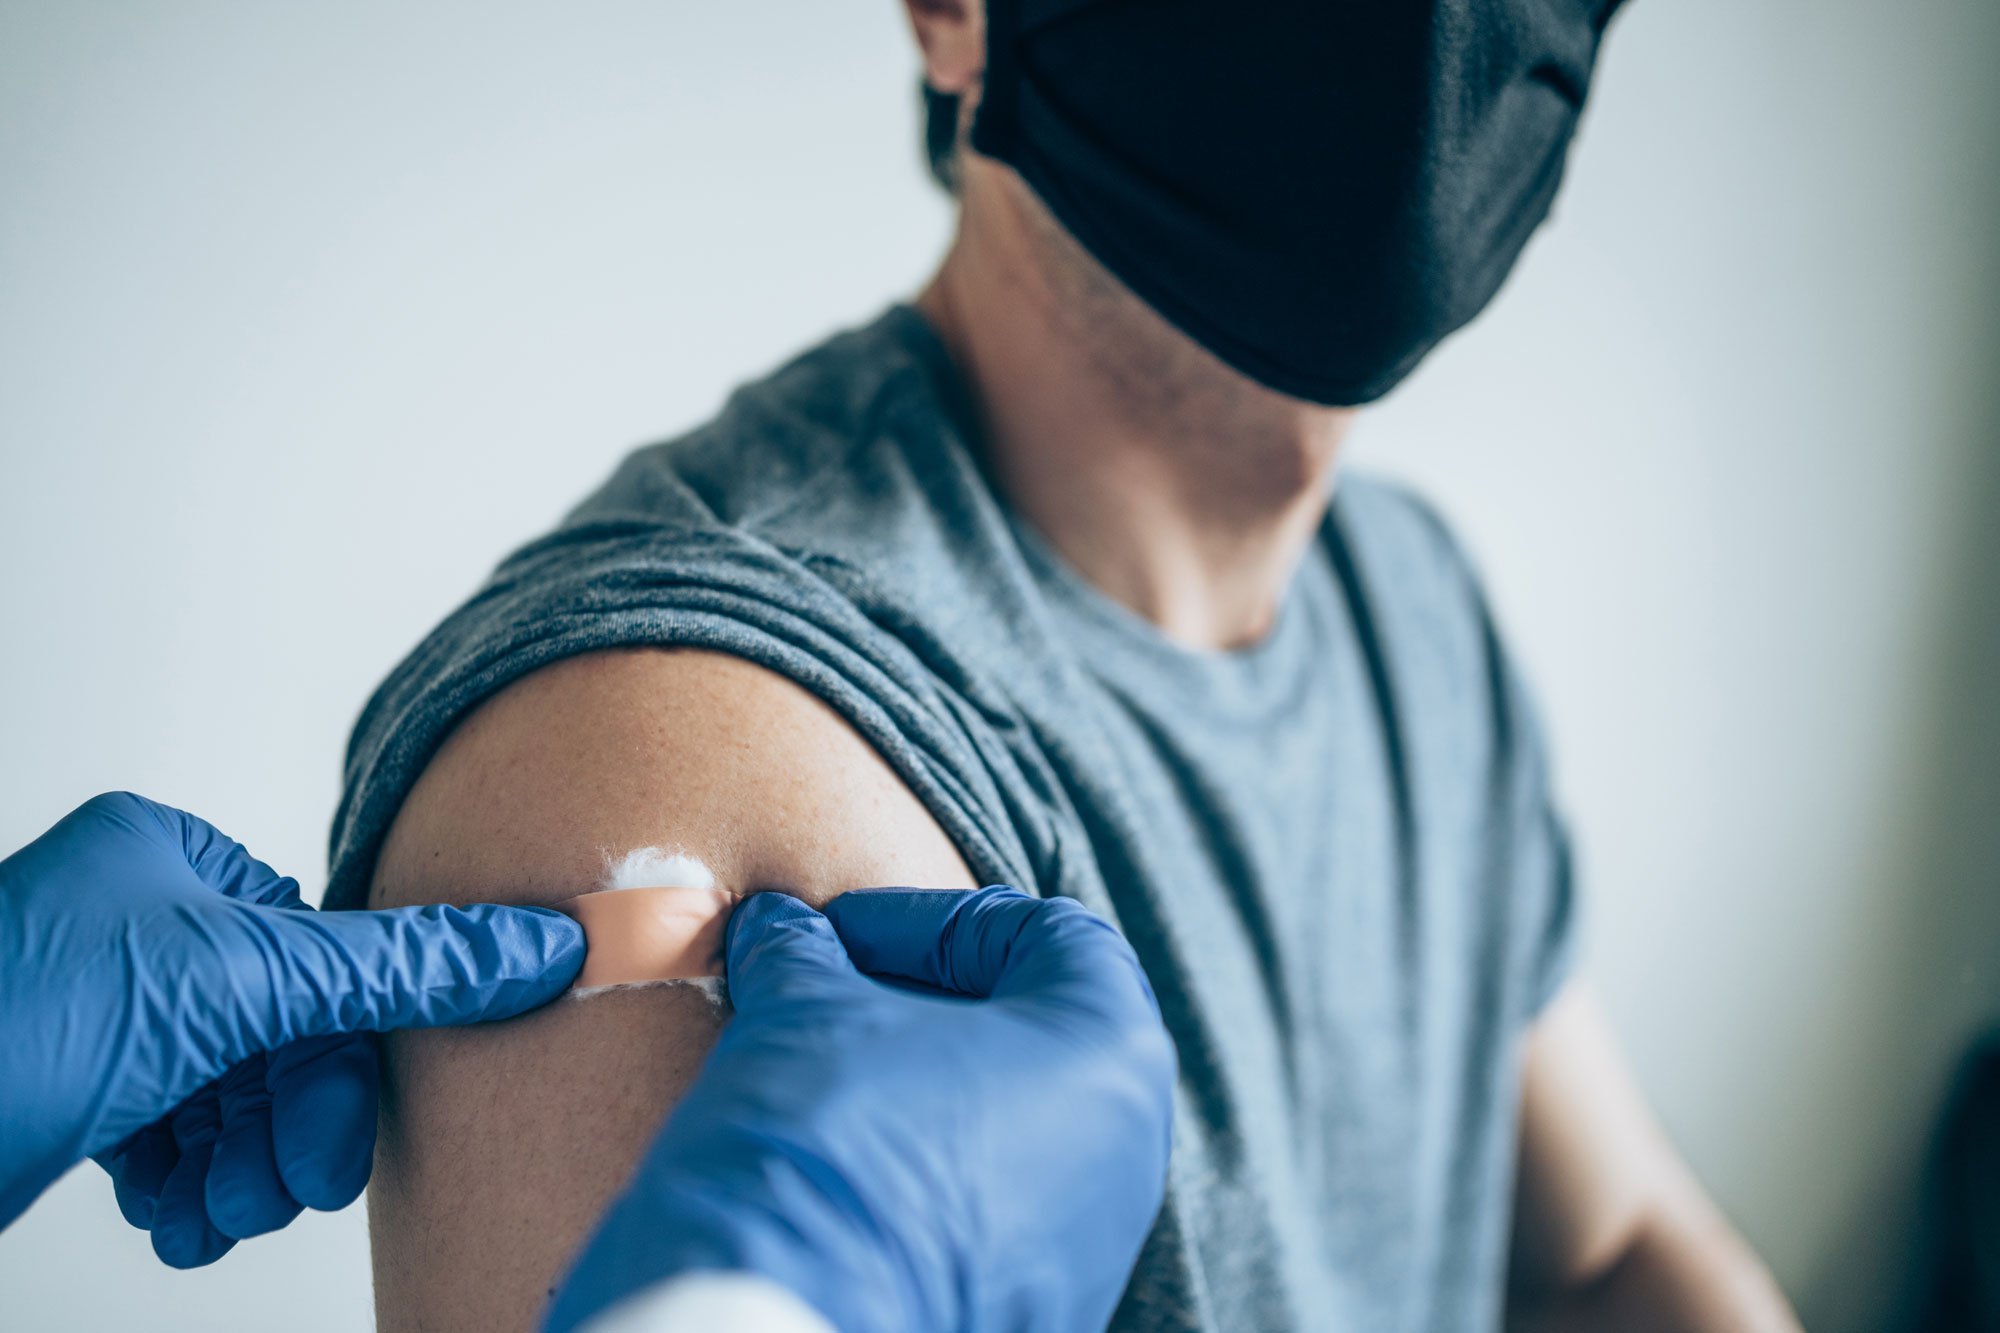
xmin=329 ymin=304 xmax=1577 ymax=1332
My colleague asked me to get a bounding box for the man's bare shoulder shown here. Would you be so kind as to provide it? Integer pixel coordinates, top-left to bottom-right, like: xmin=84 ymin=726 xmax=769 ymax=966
xmin=364 ymin=648 xmax=976 ymax=1333
xmin=371 ymin=646 xmax=976 ymax=912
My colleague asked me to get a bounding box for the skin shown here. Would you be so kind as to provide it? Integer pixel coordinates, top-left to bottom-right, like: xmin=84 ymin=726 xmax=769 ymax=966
xmin=366 ymin=3 xmax=1801 ymax=1328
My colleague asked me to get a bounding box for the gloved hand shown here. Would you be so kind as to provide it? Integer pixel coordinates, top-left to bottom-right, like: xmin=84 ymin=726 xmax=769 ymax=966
xmin=0 ymin=791 xmax=584 ymax=1262
xmin=546 ymin=885 xmax=1178 ymax=1333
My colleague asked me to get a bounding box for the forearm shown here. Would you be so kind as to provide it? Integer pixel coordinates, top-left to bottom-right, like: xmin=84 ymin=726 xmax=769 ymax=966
xmin=1508 ymin=989 xmax=1799 ymax=1333
xmin=1507 ymin=1207 xmax=1799 ymax=1333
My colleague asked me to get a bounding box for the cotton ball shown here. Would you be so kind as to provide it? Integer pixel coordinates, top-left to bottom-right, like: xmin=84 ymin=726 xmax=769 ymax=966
xmin=603 ymin=845 xmax=717 ymax=891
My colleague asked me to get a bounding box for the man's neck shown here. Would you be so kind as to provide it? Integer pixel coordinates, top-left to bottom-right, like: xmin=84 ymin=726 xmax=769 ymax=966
xmin=913 ymin=168 xmax=1354 ymax=653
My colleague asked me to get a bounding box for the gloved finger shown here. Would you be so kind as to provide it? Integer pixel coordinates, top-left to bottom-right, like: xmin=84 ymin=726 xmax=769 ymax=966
xmin=817 ymin=888 xmax=988 ymax=990
xmin=96 ymin=1121 xmax=179 ymax=1230
xmin=983 ymin=894 xmax=1162 ymax=1015
xmin=204 ymin=1057 xmax=304 ymax=1240
xmin=819 ymin=885 xmax=1071 ymax=996
xmin=268 ymin=1034 xmax=378 ymax=1212
xmin=151 ymin=1096 xmax=234 ymax=1269
xmin=826 ymin=886 xmax=1163 ymax=1024
xmin=81 ymin=790 xmax=304 ymax=908
xmin=723 ymin=891 xmax=864 ymax=1017
xmin=225 ymin=902 xmax=585 ymax=1056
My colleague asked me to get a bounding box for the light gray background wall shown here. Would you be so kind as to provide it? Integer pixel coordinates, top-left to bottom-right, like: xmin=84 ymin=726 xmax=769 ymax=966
xmin=3 ymin=2 xmax=1995 ymax=1329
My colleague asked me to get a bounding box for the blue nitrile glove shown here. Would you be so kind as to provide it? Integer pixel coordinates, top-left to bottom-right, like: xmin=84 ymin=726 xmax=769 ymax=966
xmin=546 ymin=885 xmax=1178 ymax=1333
xmin=0 ymin=791 xmax=584 ymax=1261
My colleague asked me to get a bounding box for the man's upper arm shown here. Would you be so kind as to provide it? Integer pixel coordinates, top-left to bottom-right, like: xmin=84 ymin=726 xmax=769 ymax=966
xmin=365 ymin=647 xmax=977 ymax=1333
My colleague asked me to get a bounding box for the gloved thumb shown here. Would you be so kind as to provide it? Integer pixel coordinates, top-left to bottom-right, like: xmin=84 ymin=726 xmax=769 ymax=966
xmin=824 ymin=884 xmax=1077 ymax=997
xmin=723 ymin=892 xmax=863 ymax=1017
xmin=826 ymin=885 xmax=1162 ymax=1020
xmin=225 ymin=902 xmax=585 ymax=1055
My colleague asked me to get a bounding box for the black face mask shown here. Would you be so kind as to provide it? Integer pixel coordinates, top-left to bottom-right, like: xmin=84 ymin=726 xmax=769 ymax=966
xmin=969 ymin=0 xmax=1625 ymax=406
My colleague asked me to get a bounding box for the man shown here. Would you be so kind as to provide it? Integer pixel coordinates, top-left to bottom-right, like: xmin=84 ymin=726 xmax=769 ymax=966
xmin=0 ymin=793 xmax=1177 ymax=1332
xmin=332 ymin=1 xmax=1802 ymax=1328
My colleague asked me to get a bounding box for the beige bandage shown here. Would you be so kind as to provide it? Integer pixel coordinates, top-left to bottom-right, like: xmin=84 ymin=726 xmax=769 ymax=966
xmin=559 ymin=848 xmax=739 ymax=988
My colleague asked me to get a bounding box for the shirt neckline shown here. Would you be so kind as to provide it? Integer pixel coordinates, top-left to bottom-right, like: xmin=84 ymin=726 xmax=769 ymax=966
xmin=878 ymin=300 xmax=1331 ymax=718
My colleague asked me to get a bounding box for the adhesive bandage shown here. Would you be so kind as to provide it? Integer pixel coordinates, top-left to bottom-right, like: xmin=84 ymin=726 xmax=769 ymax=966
xmin=559 ymin=848 xmax=738 ymax=993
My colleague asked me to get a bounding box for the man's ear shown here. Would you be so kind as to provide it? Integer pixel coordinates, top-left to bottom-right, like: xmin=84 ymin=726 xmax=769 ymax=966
xmin=903 ymin=0 xmax=984 ymax=96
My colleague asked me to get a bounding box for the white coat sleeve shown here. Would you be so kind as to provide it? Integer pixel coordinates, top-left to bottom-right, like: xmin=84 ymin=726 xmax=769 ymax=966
xmin=575 ymin=1271 xmax=837 ymax=1333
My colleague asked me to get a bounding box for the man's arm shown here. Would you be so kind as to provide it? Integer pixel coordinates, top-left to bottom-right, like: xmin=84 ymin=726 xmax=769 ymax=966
xmin=1506 ymin=984 xmax=1800 ymax=1332
xmin=363 ymin=647 xmax=977 ymax=1333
